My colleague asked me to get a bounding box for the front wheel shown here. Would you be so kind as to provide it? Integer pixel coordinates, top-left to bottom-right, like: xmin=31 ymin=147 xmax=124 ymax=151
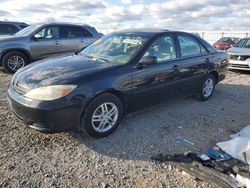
xmin=79 ymin=93 xmax=124 ymax=138
xmin=199 ymin=74 xmax=216 ymax=101
xmin=2 ymin=51 xmax=29 ymax=74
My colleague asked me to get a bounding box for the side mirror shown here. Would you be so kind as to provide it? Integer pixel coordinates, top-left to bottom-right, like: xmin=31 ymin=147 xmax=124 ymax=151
xmin=32 ymin=34 xmax=42 ymax=40
xmin=140 ymin=56 xmax=157 ymax=65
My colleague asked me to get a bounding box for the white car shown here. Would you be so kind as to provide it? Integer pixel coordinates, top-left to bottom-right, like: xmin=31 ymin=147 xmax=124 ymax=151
xmin=227 ymin=38 xmax=250 ymax=71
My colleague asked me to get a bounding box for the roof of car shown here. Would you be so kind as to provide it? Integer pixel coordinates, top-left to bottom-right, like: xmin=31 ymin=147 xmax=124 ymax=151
xmin=115 ymin=29 xmax=170 ymax=36
xmin=0 ymin=21 xmax=28 ymax=25
xmin=34 ymin=22 xmax=91 ymax=27
xmin=114 ymin=29 xmax=198 ymax=37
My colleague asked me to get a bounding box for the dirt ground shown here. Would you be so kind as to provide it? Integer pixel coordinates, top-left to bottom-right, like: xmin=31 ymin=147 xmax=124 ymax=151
xmin=0 ymin=69 xmax=249 ymax=187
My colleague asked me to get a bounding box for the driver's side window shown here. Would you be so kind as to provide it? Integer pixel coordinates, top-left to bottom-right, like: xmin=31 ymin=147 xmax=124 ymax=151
xmin=34 ymin=26 xmax=59 ymax=39
xmin=144 ymin=36 xmax=176 ymax=63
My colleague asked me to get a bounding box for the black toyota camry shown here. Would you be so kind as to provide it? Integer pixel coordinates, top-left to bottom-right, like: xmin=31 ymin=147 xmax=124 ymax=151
xmin=8 ymin=29 xmax=229 ymax=138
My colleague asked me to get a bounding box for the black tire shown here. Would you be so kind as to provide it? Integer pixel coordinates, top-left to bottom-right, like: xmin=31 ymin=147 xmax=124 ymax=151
xmin=2 ymin=51 xmax=29 ymax=74
xmin=79 ymin=93 xmax=124 ymax=138
xmin=198 ymin=74 xmax=216 ymax=101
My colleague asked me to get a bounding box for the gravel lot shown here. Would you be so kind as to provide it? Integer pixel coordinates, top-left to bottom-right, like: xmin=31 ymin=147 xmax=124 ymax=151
xmin=0 ymin=69 xmax=249 ymax=187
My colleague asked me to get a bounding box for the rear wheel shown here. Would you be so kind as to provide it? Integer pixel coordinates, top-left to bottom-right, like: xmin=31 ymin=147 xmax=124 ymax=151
xmin=2 ymin=51 xmax=29 ymax=74
xmin=79 ymin=93 xmax=124 ymax=138
xmin=198 ymin=74 xmax=215 ymax=101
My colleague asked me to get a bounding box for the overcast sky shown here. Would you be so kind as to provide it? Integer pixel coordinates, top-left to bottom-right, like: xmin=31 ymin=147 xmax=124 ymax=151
xmin=0 ymin=0 xmax=249 ymax=32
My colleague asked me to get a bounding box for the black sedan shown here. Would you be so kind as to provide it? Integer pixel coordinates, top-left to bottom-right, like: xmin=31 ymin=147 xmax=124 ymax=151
xmin=8 ymin=29 xmax=229 ymax=138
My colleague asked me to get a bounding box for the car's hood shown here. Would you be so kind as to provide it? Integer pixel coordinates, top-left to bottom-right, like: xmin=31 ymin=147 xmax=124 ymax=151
xmin=227 ymin=47 xmax=250 ymax=55
xmin=14 ymin=55 xmax=116 ymax=90
xmin=0 ymin=35 xmax=27 ymax=42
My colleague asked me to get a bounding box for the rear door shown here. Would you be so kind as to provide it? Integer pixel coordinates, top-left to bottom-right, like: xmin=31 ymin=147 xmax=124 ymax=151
xmin=59 ymin=25 xmax=96 ymax=54
xmin=131 ymin=34 xmax=181 ymax=109
xmin=29 ymin=25 xmax=62 ymax=60
xmin=175 ymin=34 xmax=211 ymax=94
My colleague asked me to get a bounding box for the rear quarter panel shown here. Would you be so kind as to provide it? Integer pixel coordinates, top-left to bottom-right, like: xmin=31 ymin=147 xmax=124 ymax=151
xmin=208 ymin=51 xmax=229 ymax=82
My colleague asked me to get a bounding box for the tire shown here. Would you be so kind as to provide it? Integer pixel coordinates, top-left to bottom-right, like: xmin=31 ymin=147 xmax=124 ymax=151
xmin=2 ymin=51 xmax=29 ymax=74
xmin=198 ymin=74 xmax=216 ymax=101
xmin=79 ymin=93 xmax=124 ymax=138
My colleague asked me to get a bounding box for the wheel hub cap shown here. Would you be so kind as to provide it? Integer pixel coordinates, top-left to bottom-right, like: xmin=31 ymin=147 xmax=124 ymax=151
xmin=91 ymin=102 xmax=119 ymax=133
xmin=203 ymin=78 xmax=214 ymax=97
xmin=7 ymin=56 xmax=25 ymax=71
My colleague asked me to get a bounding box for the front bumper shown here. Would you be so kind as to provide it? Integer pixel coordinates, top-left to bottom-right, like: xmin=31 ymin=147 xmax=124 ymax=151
xmin=228 ymin=60 xmax=250 ymax=71
xmin=7 ymin=87 xmax=85 ymax=133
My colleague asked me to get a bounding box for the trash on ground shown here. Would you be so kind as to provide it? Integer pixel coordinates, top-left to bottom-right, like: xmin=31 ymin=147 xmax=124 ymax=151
xmin=217 ymin=125 xmax=250 ymax=164
xmin=198 ymin=154 xmax=210 ymax=161
xmin=231 ymin=125 xmax=250 ymax=139
xmin=218 ymin=128 xmax=225 ymax=134
xmin=207 ymin=148 xmax=231 ymax=161
xmin=151 ymin=152 xmax=235 ymax=188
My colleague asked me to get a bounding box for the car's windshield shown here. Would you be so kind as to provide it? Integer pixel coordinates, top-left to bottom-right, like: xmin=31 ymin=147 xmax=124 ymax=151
xmin=218 ymin=37 xmax=232 ymax=43
xmin=14 ymin=25 xmax=41 ymax=37
xmin=80 ymin=33 xmax=149 ymax=64
xmin=234 ymin=38 xmax=250 ymax=48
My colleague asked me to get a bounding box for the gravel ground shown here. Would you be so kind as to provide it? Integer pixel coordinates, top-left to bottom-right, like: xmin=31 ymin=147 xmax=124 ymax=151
xmin=0 ymin=69 xmax=249 ymax=187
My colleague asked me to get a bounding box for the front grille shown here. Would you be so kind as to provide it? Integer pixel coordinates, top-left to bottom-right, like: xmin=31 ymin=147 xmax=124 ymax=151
xmin=229 ymin=55 xmax=250 ymax=61
xmin=230 ymin=64 xmax=250 ymax=69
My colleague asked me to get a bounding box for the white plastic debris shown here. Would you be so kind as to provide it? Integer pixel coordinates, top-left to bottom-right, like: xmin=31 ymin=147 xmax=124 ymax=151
xmin=217 ymin=125 xmax=250 ymax=164
xmin=236 ymin=174 xmax=250 ymax=188
xmin=230 ymin=173 xmax=250 ymax=188
xmin=231 ymin=125 xmax=250 ymax=139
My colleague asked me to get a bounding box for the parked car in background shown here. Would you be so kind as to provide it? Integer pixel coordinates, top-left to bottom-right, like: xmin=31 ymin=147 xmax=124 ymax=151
xmin=0 ymin=23 xmax=101 ymax=73
xmin=8 ymin=30 xmax=229 ymax=138
xmin=228 ymin=38 xmax=250 ymax=71
xmin=213 ymin=37 xmax=241 ymax=50
xmin=0 ymin=21 xmax=28 ymax=36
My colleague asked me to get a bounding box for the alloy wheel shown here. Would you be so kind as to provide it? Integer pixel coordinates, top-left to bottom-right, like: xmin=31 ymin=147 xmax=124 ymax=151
xmin=203 ymin=78 xmax=214 ymax=97
xmin=7 ymin=56 xmax=25 ymax=71
xmin=91 ymin=102 xmax=119 ymax=133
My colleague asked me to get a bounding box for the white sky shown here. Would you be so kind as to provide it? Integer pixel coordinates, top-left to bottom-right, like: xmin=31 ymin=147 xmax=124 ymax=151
xmin=0 ymin=0 xmax=249 ymax=33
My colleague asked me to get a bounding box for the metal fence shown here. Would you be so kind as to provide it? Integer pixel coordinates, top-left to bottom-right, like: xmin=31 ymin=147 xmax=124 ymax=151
xmin=195 ymin=31 xmax=250 ymax=44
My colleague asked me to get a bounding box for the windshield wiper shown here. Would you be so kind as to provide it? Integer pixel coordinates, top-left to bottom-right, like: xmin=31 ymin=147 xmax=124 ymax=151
xmin=98 ymin=58 xmax=111 ymax=63
xmin=84 ymin=55 xmax=95 ymax=60
xmin=84 ymin=55 xmax=111 ymax=63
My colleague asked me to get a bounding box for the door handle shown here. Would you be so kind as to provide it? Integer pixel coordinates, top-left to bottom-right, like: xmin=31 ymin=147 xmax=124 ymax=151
xmin=171 ymin=65 xmax=179 ymax=70
xmin=205 ymin=58 xmax=209 ymax=63
xmin=55 ymin=41 xmax=60 ymax=45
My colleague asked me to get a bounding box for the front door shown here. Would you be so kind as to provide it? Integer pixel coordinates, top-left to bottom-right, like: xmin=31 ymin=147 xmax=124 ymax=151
xmin=131 ymin=35 xmax=180 ymax=109
xmin=29 ymin=26 xmax=62 ymax=60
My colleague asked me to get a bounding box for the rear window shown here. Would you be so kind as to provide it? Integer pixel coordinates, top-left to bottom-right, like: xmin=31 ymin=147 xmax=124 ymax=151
xmin=218 ymin=37 xmax=233 ymax=43
xmin=178 ymin=35 xmax=208 ymax=57
xmin=234 ymin=38 xmax=250 ymax=48
xmin=19 ymin=24 xmax=28 ymax=29
xmin=0 ymin=24 xmax=19 ymax=34
xmin=60 ymin=26 xmax=93 ymax=38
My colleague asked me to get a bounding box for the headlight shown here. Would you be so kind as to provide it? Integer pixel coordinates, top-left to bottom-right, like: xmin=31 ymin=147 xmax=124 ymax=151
xmin=24 ymin=85 xmax=77 ymax=101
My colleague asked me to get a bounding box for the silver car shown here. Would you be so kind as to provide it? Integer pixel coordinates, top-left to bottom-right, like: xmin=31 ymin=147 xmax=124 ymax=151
xmin=0 ymin=23 xmax=101 ymax=73
xmin=228 ymin=38 xmax=250 ymax=71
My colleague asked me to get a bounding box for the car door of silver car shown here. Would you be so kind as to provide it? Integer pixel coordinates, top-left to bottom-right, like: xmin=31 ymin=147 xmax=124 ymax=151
xmin=29 ymin=26 xmax=62 ymax=60
xmin=59 ymin=25 xmax=96 ymax=55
